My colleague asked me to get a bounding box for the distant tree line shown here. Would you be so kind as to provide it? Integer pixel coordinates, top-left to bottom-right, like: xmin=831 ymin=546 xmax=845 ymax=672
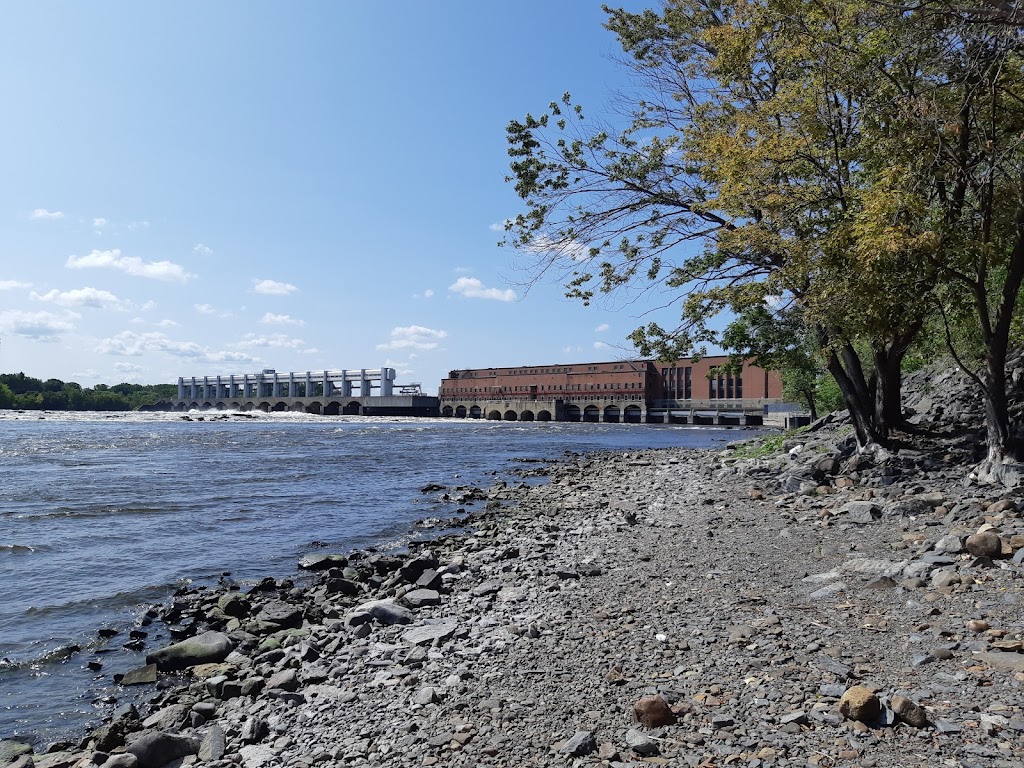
xmin=0 ymin=373 xmax=176 ymax=411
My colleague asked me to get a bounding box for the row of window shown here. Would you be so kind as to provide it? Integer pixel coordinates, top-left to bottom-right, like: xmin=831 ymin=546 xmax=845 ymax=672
xmin=443 ymin=381 xmax=644 ymax=395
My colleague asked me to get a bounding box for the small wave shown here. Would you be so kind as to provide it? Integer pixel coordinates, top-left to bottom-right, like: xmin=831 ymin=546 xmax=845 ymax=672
xmin=19 ymin=505 xmax=170 ymax=521
xmin=24 ymin=580 xmax=186 ymax=618
xmin=0 ymin=544 xmax=39 ymax=554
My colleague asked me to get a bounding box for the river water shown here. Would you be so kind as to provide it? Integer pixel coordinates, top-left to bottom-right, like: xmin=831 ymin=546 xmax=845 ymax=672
xmin=0 ymin=411 xmax=743 ymax=745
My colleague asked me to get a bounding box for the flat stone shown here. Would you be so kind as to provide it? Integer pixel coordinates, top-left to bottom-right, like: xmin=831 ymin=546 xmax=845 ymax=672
xmin=402 ymin=622 xmax=457 ymax=646
xmin=355 ymin=599 xmax=413 ymax=626
xmin=973 ymin=651 xmax=1024 ymax=672
xmin=198 ymin=724 xmax=225 ymax=761
xmin=120 ymin=663 xmax=157 ymax=686
xmin=298 ymin=553 xmax=348 ymax=571
xmin=238 ymin=745 xmax=277 ymax=768
xmin=891 ymin=696 xmax=928 ymax=728
xmin=624 ymin=728 xmax=659 ymax=756
xmin=402 ymin=589 xmax=441 ymax=608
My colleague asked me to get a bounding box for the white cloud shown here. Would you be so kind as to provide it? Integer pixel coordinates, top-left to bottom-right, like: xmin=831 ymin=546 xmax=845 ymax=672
xmin=448 ymin=277 xmax=516 ymax=302
xmin=260 ymin=312 xmax=304 ymax=326
xmin=131 ymin=317 xmax=145 ymax=324
xmin=71 ymin=368 xmax=102 ymax=381
xmin=593 ymin=341 xmax=611 ymax=351
xmin=453 ymin=266 xmax=473 ymax=274
xmin=383 ymin=358 xmax=416 ymax=377
xmin=194 ymin=303 xmax=216 ymax=315
xmin=66 ymin=249 xmax=195 ymax=283
xmin=0 ymin=309 xmax=75 ymax=341
xmin=193 ymin=243 xmax=214 ymax=256
xmin=526 ymin=234 xmax=589 ymax=262
xmin=92 ymin=217 xmax=107 ymax=228
xmin=156 ymin=318 xmax=180 ymax=328
xmin=113 ymin=362 xmax=144 ymax=382
xmin=252 ymin=279 xmax=298 ymax=296
xmin=236 ymin=333 xmax=307 ymax=350
xmin=595 ymin=323 xmax=610 ymax=333
xmin=0 ymin=280 xmax=32 ymax=290
xmin=30 ymin=208 xmax=64 ymax=220
xmin=376 ymin=325 xmax=448 ymax=351
xmin=96 ymin=330 xmax=262 ymax=365
xmin=31 ymin=286 xmax=133 ymax=311
xmin=424 ymin=289 xmax=435 ymax=298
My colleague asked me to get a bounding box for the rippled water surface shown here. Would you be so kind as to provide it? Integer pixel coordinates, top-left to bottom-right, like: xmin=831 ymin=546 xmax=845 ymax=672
xmin=0 ymin=411 xmax=744 ymax=743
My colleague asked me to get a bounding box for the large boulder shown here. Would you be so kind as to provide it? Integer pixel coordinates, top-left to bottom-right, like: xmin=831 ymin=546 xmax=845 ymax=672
xmin=146 ymin=631 xmax=233 ymax=672
xmin=125 ymin=731 xmax=199 ymax=768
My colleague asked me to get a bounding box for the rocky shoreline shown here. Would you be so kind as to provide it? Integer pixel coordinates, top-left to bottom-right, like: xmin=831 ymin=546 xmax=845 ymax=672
xmin=3 ymin=421 xmax=1024 ymax=768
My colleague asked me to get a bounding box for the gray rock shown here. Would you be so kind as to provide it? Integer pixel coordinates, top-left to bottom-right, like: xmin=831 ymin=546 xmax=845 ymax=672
xmin=102 ymin=755 xmax=137 ymax=768
xmin=402 ymin=622 xmax=457 ymax=646
xmin=401 ymin=589 xmax=441 ymax=608
xmin=355 ymin=599 xmax=413 ymax=626
xmin=266 ymin=668 xmax=299 ymax=692
xmin=238 ymin=745 xmax=277 ymax=768
xmin=840 ymin=501 xmax=882 ymax=524
xmin=412 ymin=687 xmax=442 ymax=705
xmin=559 ymin=731 xmax=596 ymax=757
xmin=0 ymin=743 xmax=32 ymax=765
xmin=125 ymin=731 xmax=199 ymax=768
xmin=142 ymin=704 xmax=189 ymax=731
xmin=199 ymin=724 xmax=226 ymax=761
xmin=146 ymin=631 xmax=233 ymax=672
xmin=119 ymin=663 xmax=157 ymax=685
xmin=934 ymin=535 xmax=965 ymax=554
xmin=624 ymin=728 xmax=659 ymax=756
xmin=931 ymin=569 xmax=961 ymax=588
xmin=973 ymin=651 xmax=1024 ymax=672
xmin=298 ymin=553 xmax=348 ymax=571
xmin=257 ymin=601 xmax=303 ymax=629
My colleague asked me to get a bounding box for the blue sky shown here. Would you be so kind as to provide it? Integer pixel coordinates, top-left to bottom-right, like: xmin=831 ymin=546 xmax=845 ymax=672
xmin=0 ymin=1 xmax=666 ymax=394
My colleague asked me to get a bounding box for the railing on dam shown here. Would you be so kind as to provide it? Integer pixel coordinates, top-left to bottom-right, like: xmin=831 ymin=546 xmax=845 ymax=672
xmin=177 ymin=367 xmax=396 ymax=400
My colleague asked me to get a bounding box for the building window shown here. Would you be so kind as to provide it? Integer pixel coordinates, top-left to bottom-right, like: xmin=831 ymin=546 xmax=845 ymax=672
xmin=684 ymin=367 xmax=692 ymax=399
xmin=736 ymin=375 xmax=743 ymax=399
xmin=710 ymin=377 xmax=716 ymax=399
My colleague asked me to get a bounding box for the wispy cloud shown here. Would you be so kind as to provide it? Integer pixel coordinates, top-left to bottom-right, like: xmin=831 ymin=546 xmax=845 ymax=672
xmin=156 ymin=318 xmax=180 ymax=328
xmin=252 ymin=278 xmax=298 ymax=296
xmin=236 ymin=332 xmax=308 ymax=350
xmin=0 ymin=280 xmax=32 ymax=291
xmin=593 ymin=341 xmax=611 ymax=351
xmin=448 ymin=277 xmax=516 ymax=302
xmin=66 ymin=249 xmax=195 ymax=283
xmin=595 ymin=323 xmax=610 ymax=333
xmin=383 ymin=358 xmax=416 ymax=377
xmin=96 ymin=330 xmax=262 ymax=365
xmin=30 ymin=208 xmax=64 ymax=220
xmin=31 ymin=286 xmax=134 ymax=311
xmin=411 ymin=288 xmax=435 ymax=300
xmin=92 ymin=217 xmax=107 ymax=228
xmin=376 ymin=325 xmax=447 ymax=351
xmin=193 ymin=243 xmax=214 ymax=256
xmin=563 ymin=345 xmax=583 ymax=355
xmin=260 ymin=312 xmax=304 ymax=326
xmin=0 ymin=309 xmax=76 ymax=341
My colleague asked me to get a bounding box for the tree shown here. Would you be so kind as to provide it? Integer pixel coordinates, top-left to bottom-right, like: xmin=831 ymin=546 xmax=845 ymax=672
xmin=503 ymin=0 xmax=933 ymax=446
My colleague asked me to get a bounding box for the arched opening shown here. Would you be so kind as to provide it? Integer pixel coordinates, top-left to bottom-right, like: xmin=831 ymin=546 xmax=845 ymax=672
xmin=455 ymin=406 xmax=467 ymax=418
xmin=537 ymin=410 xmax=552 ymax=422
xmin=343 ymin=401 xmax=361 ymax=415
xmin=520 ymin=410 xmax=535 ymax=422
xmin=469 ymin=405 xmax=482 ymax=419
xmin=441 ymin=405 xmax=454 ymax=417
xmin=324 ymin=402 xmax=341 ymax=416
xmin=289 ymin=402 xmax=305 ymax=412
xmin=583 ymin=405 xmax=600 ymax=422
xmin=229 ymin=402 xmax=241 ymax=410
xmin=273 ymin=401 xmax=288 ymax=412
xmin=188 ymin=402 xmax=200 ymax=411
xmin=305 ymin=401 xmax=322 ymax=414
xmin=603 ymin=405 xmax=621 ymax=423
xmin=200 ymin=402 xmax=214 ymax=411
xmin=215 ymin=403 xmax=227 ymax=411
xmin=718 ymin=413 xmax=742 ymax=426
xmin=258 ymin=402 xmax=272 ymax=413
xmin=623 ymin=405 xmax=642 ymax=423
xmin=565 ymin=404 xmax=581 ymax=422
xmin=503 ymin=410 xmax=518 ymax=421
xmin=487 ymin=410 xmax=502 ymax=420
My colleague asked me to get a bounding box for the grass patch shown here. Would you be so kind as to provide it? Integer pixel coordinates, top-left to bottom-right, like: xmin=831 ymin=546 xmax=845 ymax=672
xmin=729 ymin=426 xmax=810 ymax=459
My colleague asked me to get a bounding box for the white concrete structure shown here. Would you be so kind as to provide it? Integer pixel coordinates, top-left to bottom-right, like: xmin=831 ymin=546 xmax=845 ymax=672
xmin=176 ymin=368 xmax=395 ymax=401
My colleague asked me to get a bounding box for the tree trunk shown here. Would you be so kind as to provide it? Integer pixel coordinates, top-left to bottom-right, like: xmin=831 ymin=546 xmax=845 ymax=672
xmin=871 ymin=321 xmax=922 ymax=437
xmin=803 ymin=388 xmax=818 ymax=421
xmin=825 ymin=348 xmax=878 ymax=446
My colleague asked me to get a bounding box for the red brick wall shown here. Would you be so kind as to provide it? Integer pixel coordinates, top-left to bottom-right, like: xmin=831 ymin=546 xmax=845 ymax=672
xmin=440 ymin=356 xmax=783 ymax=403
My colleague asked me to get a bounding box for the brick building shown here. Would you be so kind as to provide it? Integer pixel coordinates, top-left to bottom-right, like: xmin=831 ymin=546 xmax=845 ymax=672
xmin=438 ymin=356 xmax=783 ymax=424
